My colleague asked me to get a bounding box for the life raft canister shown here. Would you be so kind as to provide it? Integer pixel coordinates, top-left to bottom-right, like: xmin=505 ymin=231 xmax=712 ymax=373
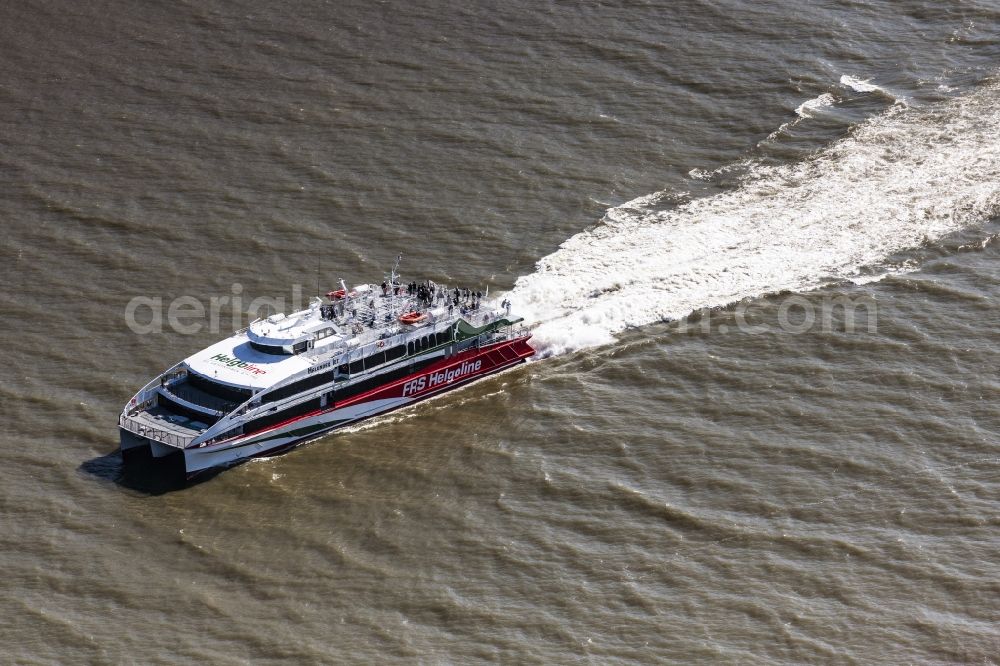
xmin=399 ymin=311 xmax=427 ymax=324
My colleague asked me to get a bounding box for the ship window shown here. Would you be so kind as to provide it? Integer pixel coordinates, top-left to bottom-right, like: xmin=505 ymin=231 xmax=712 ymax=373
xmin=250 ymin=341 xmax=287 ymax=355
xmin=292 ymin=341 xmax=308 ymax=355
xmin=435 ymin=330 xmax=450 ymax=346
xmin=187 ymin=372 xmax=253 ymax=404
xmin=337 ymin=356 xmax=439 ymax=402
xmin=420 ymin=336 xmax=428 ymax=350
xmin=341 ymin=375 xmax=383 ymax=400
xmin=365 ymin=351 xmax=386 ymax=370
xmin=408 ymin=341 xmax=415 ymax=355
xmin=245 ymin=397 xmax=323 ymax=434
xmin=385 ymin=345 xmax=405 ymax=362
xmin=261 ymin=371 xmax=335 ymax=403
xmin=349 ymin=359 xmax=365 ymax=374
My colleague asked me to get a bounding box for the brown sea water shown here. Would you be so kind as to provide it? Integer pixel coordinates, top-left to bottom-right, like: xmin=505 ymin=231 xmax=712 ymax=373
xmin=1 ymin=1 xmax=999 ymax=662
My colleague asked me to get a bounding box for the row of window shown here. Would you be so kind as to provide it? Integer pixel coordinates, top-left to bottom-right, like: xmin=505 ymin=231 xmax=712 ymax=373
xmin=157 ymin=393 xmax=220 ymax=425
xmin=250 ymin=339 xmax=313 ymax=356
xmin=250 ymin=340 xmax=287 ymax=355
xmin=250 ymin=323 xmax=456 ymax=363
xmin=258 ymin=327 xmax=455 ymax=406
xmin=407 ymin=330 xmax=452 ymax=356
xmin=242 ymin=354 xmax=446 ymax=436
xmin=339 ymin=343 xmax=406 ymax=375
xmin=245 ymin=397 xmax=323 ymax=434
xmin=262 ymin=368 xmax=335 ymax=404
xmin=334 ymin=358 xmax=435 ymax=403
xmin=337 ymin=329 xmax=454 ymax=376
xmin=187 ymin=372 xmax=253 ymax=404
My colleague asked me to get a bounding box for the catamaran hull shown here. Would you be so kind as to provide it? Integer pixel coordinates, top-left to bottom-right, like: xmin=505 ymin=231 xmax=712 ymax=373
xmin=120 ymin=338 xmax=532 ymax=481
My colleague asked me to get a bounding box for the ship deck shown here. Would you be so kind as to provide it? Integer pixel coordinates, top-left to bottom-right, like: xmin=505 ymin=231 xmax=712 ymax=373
xmin=120 ymin=406 xmax=206 ymax=449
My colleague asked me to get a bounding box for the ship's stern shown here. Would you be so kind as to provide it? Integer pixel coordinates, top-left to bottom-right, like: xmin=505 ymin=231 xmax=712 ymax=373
xmin=119 ymin=427 xmax=189 ymax=483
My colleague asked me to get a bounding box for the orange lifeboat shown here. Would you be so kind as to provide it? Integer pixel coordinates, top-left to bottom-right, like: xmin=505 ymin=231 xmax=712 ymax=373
xmin=399 ymin=311 xmax=427 ymax=324
xmin=326 ymin=289 xmax=346 ymax=300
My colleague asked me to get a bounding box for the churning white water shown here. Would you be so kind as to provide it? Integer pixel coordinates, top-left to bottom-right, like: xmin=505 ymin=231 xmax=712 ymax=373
xmin=509 ymin=80 xmax=1000 ymax=356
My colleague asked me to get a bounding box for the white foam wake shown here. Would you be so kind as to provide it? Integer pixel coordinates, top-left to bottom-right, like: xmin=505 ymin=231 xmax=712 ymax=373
xmin=509 ymin=79 xmax=1000 ymax=356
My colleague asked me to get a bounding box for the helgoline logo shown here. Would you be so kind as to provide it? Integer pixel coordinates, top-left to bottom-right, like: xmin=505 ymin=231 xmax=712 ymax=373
xmin=209 ymin=353 xmax=267 ymax=376
xmin=402 ymin=359 xmax=482 ymax=397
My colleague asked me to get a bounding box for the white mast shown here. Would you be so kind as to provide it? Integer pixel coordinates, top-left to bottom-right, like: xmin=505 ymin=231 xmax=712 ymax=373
xmin=390 ymin=253 xmax=402 ymax=319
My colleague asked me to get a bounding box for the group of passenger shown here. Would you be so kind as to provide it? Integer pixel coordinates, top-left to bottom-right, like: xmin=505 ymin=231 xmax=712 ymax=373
xmin=380 ymin=281 xmax=427 ymax=297
xmin=366 ymin=278 xmax=495 ymax=323
xmin=396 ymin=280 xmax=487 ymax=312
xmin=411 ymin=281 xmax=436 ymax=307
xmin=320 ymin=301 xmax=350 ymax=320
xmin=452 ymin=287 xmax=482 ymax=308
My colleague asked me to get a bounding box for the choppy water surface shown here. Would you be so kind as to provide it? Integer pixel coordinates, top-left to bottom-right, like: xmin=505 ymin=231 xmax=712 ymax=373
xmin=2 ymin=1 xmax=998 ymax=662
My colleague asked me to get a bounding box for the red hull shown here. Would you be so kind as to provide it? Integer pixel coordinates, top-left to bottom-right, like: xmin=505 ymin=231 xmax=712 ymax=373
xmin=338 ymin=337 xmax=535 ymax=408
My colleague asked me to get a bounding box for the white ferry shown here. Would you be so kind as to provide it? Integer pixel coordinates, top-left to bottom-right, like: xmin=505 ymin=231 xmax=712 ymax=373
xmin=119 ymin=259 xmax=534 ymax=480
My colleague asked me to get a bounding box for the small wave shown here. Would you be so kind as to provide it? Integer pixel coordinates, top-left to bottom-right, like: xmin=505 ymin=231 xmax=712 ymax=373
xmin=840 ymin=74 xmax=909 ymax=106
xmin=840 ymin=74 xmax=882 ymax=93
xmin=764 ymin=120 xmax=796 ymax=142
xmin=795 ymin=92 xmax=837 ymax=118
xmin=617 ymin=191 xmax=668 ymax=210
xmin=687 ymin=159 xmax=757 ymax=184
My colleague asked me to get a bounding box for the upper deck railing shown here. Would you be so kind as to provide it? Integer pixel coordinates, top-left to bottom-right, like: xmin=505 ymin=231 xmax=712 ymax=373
xmin=119 ymin=413 xmax=194 ymax=449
